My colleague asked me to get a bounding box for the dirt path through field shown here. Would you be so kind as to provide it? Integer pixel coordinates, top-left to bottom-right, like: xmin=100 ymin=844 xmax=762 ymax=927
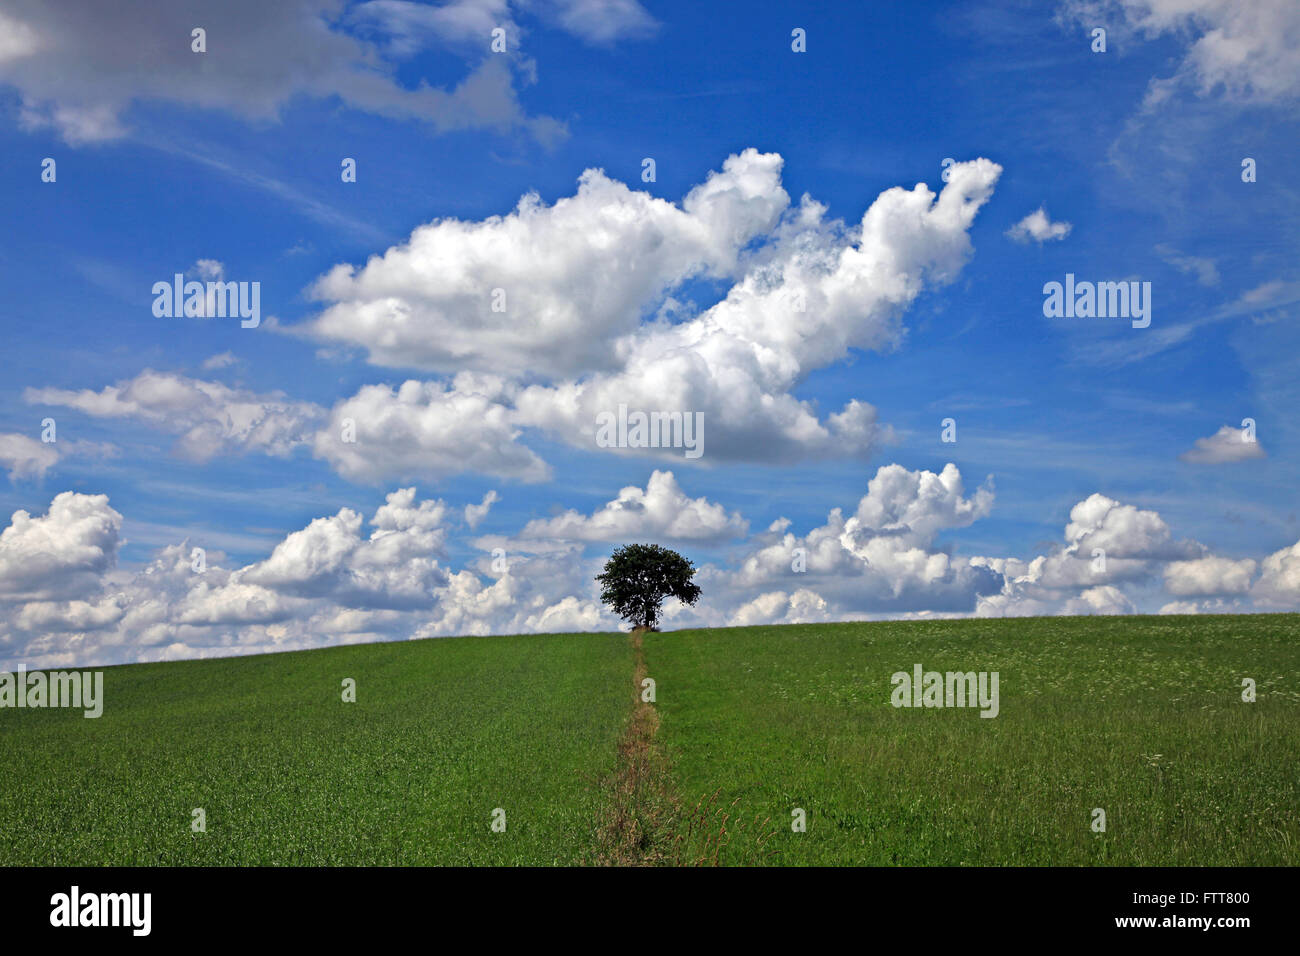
xmin=591 ymin=629 xmax=678 ymax=865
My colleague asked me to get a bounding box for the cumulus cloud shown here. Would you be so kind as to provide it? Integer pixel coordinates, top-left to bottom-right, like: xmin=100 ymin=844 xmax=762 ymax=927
xmin=0 ymin=432 xmax=58 ymax=480
xmin=1005 ymin=206 xmax=1072 ymax=243
xmin=26 ymin=369 xmax=552 ymax=483
xmin=1163 ymin=555 xmax=1256 ymax=596
xmin=1252 ymin=540 xmax=1300 ymax=607
xmin=242 ymin=488 xmax=452 ymax=608
xmin=1060 ymin=585 xmax=1135 ymax=616
xmin=729 ymin=588 xmax=831 ymax=627
xmin=1062 ymin=493 xmax=1201 ymax=561
xmin=313 ymin=376 xmax=550 ymax=483
xmin=847 ymin=462 xmax=995 ymax=544
xmin=0 ymin=486 xmax=623 ymax=668
xmin=0 ymin=492 xmax=121 ymax=601
xmin=25 ymin=370 xmax=324 ymax=462
xmin=5 ymin=468 xmax=1300 ymax=668
xmin=47 ymin=151 xmax=1000 ymax=476
xmin=1179 ymin=424 xmax=1266 ymax=464
xmin=508 ymin=154 xmax=1001 ymax=464
xmin=975 ymin=492 xmax=1202 ymax=617
xmin=515 ymin=470 xmax=747 ymax=543
xmin=695 ymin=463 xmax=1003 ymax=622
xmin=412 ymin=546 xmax=609 ymax=640
xmin=0 ymin=0 xmax=566 ymax=144
xmin=295 ymin=148 xmax=793 ymax=378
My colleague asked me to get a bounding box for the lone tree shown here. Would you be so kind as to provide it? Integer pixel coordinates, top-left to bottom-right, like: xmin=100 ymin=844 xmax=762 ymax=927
xmin=596 ymin=543 xmax=701 ymax=631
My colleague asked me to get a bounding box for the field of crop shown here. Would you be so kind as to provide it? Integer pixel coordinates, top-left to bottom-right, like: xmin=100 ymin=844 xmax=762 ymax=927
xmin=0 ymin=632 xmax=630 ymax=865
xmin=1 ymin=613 xmax=1296 ymax=866
xmin=645 ymin=614 xmax=1300 ymax=865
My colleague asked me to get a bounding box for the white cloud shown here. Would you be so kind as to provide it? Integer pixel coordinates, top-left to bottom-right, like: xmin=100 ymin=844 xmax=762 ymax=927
xmin=15 ymin=595 xmax=128 ymax=633
xmin=199 ymin=351 xmax=239 ymax=371
xmin=509 ymin=154 xmax=1001 ymax=464
xmin=0 ymin=492 xmax=121 ymax=601
xmin=0 ymin=432 xmax=58 ymax=480
xmin=549 ymin=0 xmax=657 ymax=44
xmin=1060 ymin=585 xmax=1135 ymax=616
xmin=696 ymin=463 xmax=1002 ymax=622
xmin=1064 ymin=0 xmax=1300 ymax=104
xmin=729 ymin=588 xmax=831 ymax=627
xmin=1155 ymin=243 xmax=1220 ymax=286
xmin=411 ymin=548 xmax=611 ymax=640
xmin=1158 ymin=597 xmax=1246 ymax=614
xmin=847 ymin=462 xmax=995 ymax=544
xmin=242 ymin=488 xmax=451 ymax=609
xmin=0 ymin=489 xmax=461 ymax=667
xmin=26 ymin=370 xmax=323 ymax=462
xmin=0 ymin=432 xmax=116 ymax=481
xmin=1163 ymin=555 xmax=1256 ymax=596
xmin=292 ymin=150 xmax=998 ymax=465
xmin=296 ymin=148 xmax=792 ymax=378
xmin=516 ymin=470 xmax=747 ymax=543
xmin=976 ymin=492 xmax=1202 ymax=616
xmin=1062 ymin=493 xmax=1200 ymax=560
xmin=1179 ymin=424 xmax=1266 ymax=464
xmin=7 ymin=467 xmax=1297 ymax=668
xmin=348 ymin=0 xmax=518 ymax=55
xmin=1252 ymin=540 xmax=1300 ymax=607
xmin=191 ymin=259 xmax=224 ymax=281
xmin=27 ymin=369 xmax=554 ymax=484
xmin=313 ymin=376 xmax=550 ymax=483
xmin=70 ymin=152 xmax=1001 ymax=474
xmin=1005 ymin=206 xmax=1072 ymax=243
xmin=464 ymin=490 xmax=500 ymax=529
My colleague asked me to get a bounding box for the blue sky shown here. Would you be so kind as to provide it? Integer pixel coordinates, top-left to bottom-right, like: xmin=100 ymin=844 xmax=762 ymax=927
xmin=1 ymin=0 xmax=1298 ymax=667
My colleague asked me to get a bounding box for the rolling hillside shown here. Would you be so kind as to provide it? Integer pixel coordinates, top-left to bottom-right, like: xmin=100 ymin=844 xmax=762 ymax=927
xmin=2 ymin=614 xmax=1296 ymax=866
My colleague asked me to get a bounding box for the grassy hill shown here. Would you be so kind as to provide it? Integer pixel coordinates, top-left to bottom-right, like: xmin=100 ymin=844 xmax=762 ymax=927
xmin=646 ymin=615 xmax=1299 ymax=865
xmin=0 ymin=633 xmax=629 ymax=865
xmin=2 ymin=614 xmax=1297 ymax=865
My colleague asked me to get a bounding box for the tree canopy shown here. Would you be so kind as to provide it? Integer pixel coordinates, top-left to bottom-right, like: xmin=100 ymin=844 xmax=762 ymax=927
xmin=595 ymin=543 xmax=701 ymax=631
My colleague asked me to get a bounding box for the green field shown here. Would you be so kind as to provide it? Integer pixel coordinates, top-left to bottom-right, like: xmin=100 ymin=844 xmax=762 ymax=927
xmin=0 ymin=633 xmax=629 ymax=865
xmin=1 ymin=614 xmax=1296 ymax=865
xmin=647 ymin=615 xmax=1300 ymax=865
